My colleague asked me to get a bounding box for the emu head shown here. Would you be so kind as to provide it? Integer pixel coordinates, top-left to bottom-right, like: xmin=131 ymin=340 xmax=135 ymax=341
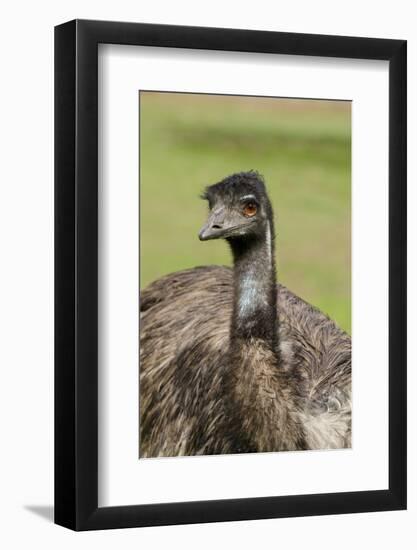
xmin=199 ymin=171 xmax=274 ymax=242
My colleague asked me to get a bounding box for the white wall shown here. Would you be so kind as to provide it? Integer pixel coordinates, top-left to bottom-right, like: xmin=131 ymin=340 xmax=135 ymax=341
xmin=0 ymin=1 xmax=415 ymax=548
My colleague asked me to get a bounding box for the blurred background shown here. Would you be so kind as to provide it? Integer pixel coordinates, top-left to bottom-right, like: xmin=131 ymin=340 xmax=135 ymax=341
xmin=140 ymin=92 xmax=351 ymax=334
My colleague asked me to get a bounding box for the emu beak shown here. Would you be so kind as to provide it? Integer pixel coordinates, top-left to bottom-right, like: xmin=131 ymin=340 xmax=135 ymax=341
xmin=198 ymin=221 xmax=221 ymax=241
xmin=198 ymin=209 xmax=226 ymax=241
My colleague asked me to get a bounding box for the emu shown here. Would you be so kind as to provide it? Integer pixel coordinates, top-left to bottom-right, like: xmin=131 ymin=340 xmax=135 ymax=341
xmin=139 ymin=171 xmax=351 ymax=457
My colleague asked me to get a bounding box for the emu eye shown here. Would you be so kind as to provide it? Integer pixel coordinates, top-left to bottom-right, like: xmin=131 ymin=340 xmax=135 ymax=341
xmin=243 ymin=202 xmax=257 ymax=217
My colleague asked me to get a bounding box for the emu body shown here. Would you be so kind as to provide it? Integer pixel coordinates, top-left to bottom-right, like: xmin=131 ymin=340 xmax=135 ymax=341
xmin=139 ymin=172 xmax=351 ymax=457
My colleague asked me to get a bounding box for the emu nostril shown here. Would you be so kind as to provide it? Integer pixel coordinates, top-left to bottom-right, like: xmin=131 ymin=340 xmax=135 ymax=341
xmin=212 ymin=224 xmax=222 ymax=229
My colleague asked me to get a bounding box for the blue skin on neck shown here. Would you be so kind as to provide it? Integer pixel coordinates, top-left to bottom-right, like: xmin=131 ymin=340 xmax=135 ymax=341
xmin=229 ymin=222 xmax=278 ymax=348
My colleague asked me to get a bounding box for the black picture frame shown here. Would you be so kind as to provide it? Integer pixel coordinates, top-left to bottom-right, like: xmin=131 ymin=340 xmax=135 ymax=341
xmin=55 ymin=19 xmax=407 ymax=531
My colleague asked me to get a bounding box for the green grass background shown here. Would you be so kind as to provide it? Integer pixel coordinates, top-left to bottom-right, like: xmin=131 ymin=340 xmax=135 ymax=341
xmin=140 ymin=93 xmax=351 ymax=334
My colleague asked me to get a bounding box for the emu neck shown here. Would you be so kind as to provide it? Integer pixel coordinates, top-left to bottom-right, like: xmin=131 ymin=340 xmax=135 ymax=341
xmin=225 ymin=222 xmax=304 ymax=452
xmin=229 ymin=222 xmax=278 ymax=351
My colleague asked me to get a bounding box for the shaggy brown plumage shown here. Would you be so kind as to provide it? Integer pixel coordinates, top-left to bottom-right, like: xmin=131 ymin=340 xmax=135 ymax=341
xmin=139 ymin=172 xmax=351 ymax=457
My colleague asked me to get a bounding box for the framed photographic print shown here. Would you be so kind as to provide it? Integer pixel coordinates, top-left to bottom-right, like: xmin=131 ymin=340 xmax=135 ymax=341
xmin=55 ymin=19 xmax=406 ymax=530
